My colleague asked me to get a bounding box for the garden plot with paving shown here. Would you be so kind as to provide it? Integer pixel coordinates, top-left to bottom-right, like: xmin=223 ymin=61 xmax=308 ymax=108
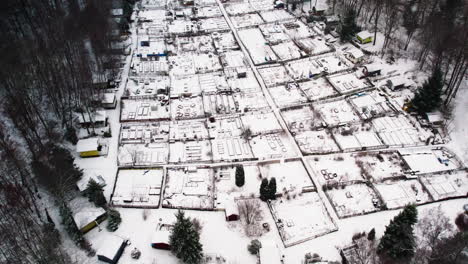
xmin=175 ymin=35 xmax=216 ymax=53
xmin=258 ymin=65 xmax=293 ymax=87
xmin=348 ymin=90 xmax=396 ymax=120
xmin=199 ymin=17 xmax=231 ymax=32
xmin=125 ymin=77 xmax=170 ymax=98
xmin=298 ymin=78 xmax=338 ymax=101
xmin=281 ymin=105 xmax=323 ymax=133
xmin=163 ymin=167 xmax=215 ymax=210
xmin=168 ymin=140 xmax=213 ymax=163
xmin=314 ymin=99 xmax=361 ymax=127
xmin=131 ymin=57 xmax=169 ymax=76
xmin=259 ymin=23 xmax=291 ymax=44
xmin=233 ymin=92 xmax=270 ymax=111
xmin=207 ymin=115 xmax=245 ymax=138
xmin=203 ymin=93 xmax=239 ymax=115
xmin=399 ymin=147 xmax=464 ymax=174
xmin=259 ymin=9 xmax=295 ymax=23
xmin=285 ymin=54 xmax=350 ymax=81
xmin=372 ymin=115 xmax=432 ymax=147
xmin=169 ymin=119 xmax=209 ymax=141
xmin=231 ymin=13 xmax=264 ymax=29
xmin=211 ymin=137 xmax=254 ymax=161
xmin=331 ymin=123 xmax=383 ymax=151
xmin=120 ymin=122 xmax=169 ymax=144
xmin=198 ymin=71 xmax=230 ymax=94
xmin=170 ymin=96 xmax=205 ymax=120
xmin=118 ymin=143 xmax=169 ymax=167
xmin=268 ymin=84 xmax=308 ymax=108
xmin=420 ymin=170 xmax=468 ymax=200
xmin=295 ymin=130 xmax=340 ymax=154
xmin=326 ymin=72 xmax=373 ymax=95
xmin=170 ymin=74 xmax=201 ymax=98
xmin=111 ymin=169 xmax=164 ymax=208
xmin=121 ymin=100 xmax=170 ymax=122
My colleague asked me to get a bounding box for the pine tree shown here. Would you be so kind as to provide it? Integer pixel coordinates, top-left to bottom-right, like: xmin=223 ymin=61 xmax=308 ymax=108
xmin=235 ymin=165 xmax=245 ymax=187
xmin=402 ymin=0 xmax=419 ymax=50
xmin=268 ymin=177 xmax=277 ymax=200
xmin=378 ymin=204 xmax=418 ymax=261
xmin=411 ymin=68 xmax=443 ymax=114
xmin=368 ymin=228 xmax=376 ymax=241
xmin=340 ymin=9 xmax=359 ymax=41
xmin=106 ymin=209 xmax=122 ymax=232
xmin=247 ymin=239 xmax=262 ymax=255
xmin=82 ymin=179 xmax=107 ymax=208
xmin=259 ymin=178 xmax=269 ymax=201
xmin=170 ymin=210 xmax=203 ymax=264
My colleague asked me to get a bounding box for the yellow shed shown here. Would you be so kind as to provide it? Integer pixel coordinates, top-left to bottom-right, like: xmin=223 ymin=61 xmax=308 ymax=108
xmin=69 ymin=196 xmax=107 ymax=234
xmin=77 ymin=138 xmax=101 ymax=157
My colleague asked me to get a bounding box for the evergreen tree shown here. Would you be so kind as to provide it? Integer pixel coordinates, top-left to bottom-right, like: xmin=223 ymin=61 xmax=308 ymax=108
xmin=59 ymin=203 xmax=84 ymax=244
xmin=411 ymin=68 xmax=444 ymax=114
xmin=64 ymin=126 xmax=78 ymax=145
xmin=82 ymin=179 xmax=107 ymax=208
xmin=170 ymin=210 xmax=203 ymax=264
xmin=259 ymin=178 xmax=269 ymax=201
xmin=340 ymin=9 xmax=359 ymax=42
xmin=106 ymin=209 xmax=122 ymax=232
xmin=378 ymin=204 xmax=418 ymax=262
xmin=268 ymin=177 xmax=277 ymax=200
xmin=235 ymin=165 xmax=245 ymax=187
xmin=368 ymin=228 xmax=376 ymax=241
xmin=247 ymin=239 xmax=262 ymax=255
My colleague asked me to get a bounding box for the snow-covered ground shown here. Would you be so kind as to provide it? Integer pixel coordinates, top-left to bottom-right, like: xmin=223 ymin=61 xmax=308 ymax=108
xmin=69 ymin=1 xmax=468 ymax=264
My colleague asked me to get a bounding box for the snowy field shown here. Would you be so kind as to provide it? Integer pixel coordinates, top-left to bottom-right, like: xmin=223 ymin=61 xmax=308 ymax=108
xmin=296 ymin=37 xmax=333 ymax=56
xmin=285 ymin=54 xmax=350 ymax=80
xmin=259 ymin=23 xmax=291 ymax=44
xmin=198 ymin=71 xmax=230 ymax=94
xmin=332 ymin=123 xmax=384 ymax=151
xmin=214 ymin=165 xmax=262 ymax=199
xmin=258 ymin=65 xmax=292 ymax=87
xmin=372 ymin=115 xmax=431 ymax=147
xmin=281 ymin=105 xmax=322 ymax=133
xmin=271 ymin=41 xmax=304 ymax=61
xmin=211 ymin=137 xmax=254 ymax=161
xmin=348 ymin=90 xmax=396 ymax=119
xmin=170 ymin=96 xmax=205 ymax=120
xmin=399 ymin=147 xmax=463 ymax=174
xmin=203 ymin=93 xmax=239 ymax=115
xmin=125 ymin=76 xmax=169 ymax=98
xmin=258 ymin=160 xmax=315 ymax=196
xmin=231 ymin=13 xmax=264 ymax=28
xmin=325 ymin=183 xmax=381 ymax=218
xmin=169 ymin=119 xmax=209 ymax=141
xmin=327 ymin=72 xmax=372 ymax=95
xmin=241 ymin=111 xmax=282 ymax=135
xmin=374 ymin=179 xmax=431 ymax=209
xmin=207 ymin=115 xmax=244 ymax=138
xmin=250 ymin=133 xmax=298 ymax=159
xmin=270 ymin=192 xmax=337 ymax=247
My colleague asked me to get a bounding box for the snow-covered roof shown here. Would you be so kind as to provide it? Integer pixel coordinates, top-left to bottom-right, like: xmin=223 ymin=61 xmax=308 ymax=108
xmin=224 ymin=198 xmax=239 ymax=216
xmin=426 ymin=111 xmax=443 ymax=123
xmin=68 ymin=197 xmax=106 ymax=229
xmin=347 ymin=48 xmax=364 ymax=59
xmin=111 ymin=8 xmax=123 ymax=16
xmin=259 ymin=240 xmax=283 ymax=264
xmin=102 ymin=93 xmax=116 ymax=104
xmin=76 ymin=138 xmax=99 ymax=153
xmin=77 ymin=110 xmax=106 ymax=124
xmin=152 ymin=228 xmax=171 ymax=244
xmin=97 ymin=235 xmax=125 ymax=260
xmin=364 ymin=63 xmax=381 ymax=72
xmin=357 ymin=30 xmax=373 ymax=39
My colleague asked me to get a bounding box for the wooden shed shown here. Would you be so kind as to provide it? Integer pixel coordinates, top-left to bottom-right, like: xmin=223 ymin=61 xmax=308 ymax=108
xmin=69 ymin=197 xmax=107 ymax=234
xmin=76 ymin=138 xmax=102 ymax=157
xmin=97 ymin=236 xmax=127 ymax=264
xmin=356 ymin=31 xmax=373 ymax=44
